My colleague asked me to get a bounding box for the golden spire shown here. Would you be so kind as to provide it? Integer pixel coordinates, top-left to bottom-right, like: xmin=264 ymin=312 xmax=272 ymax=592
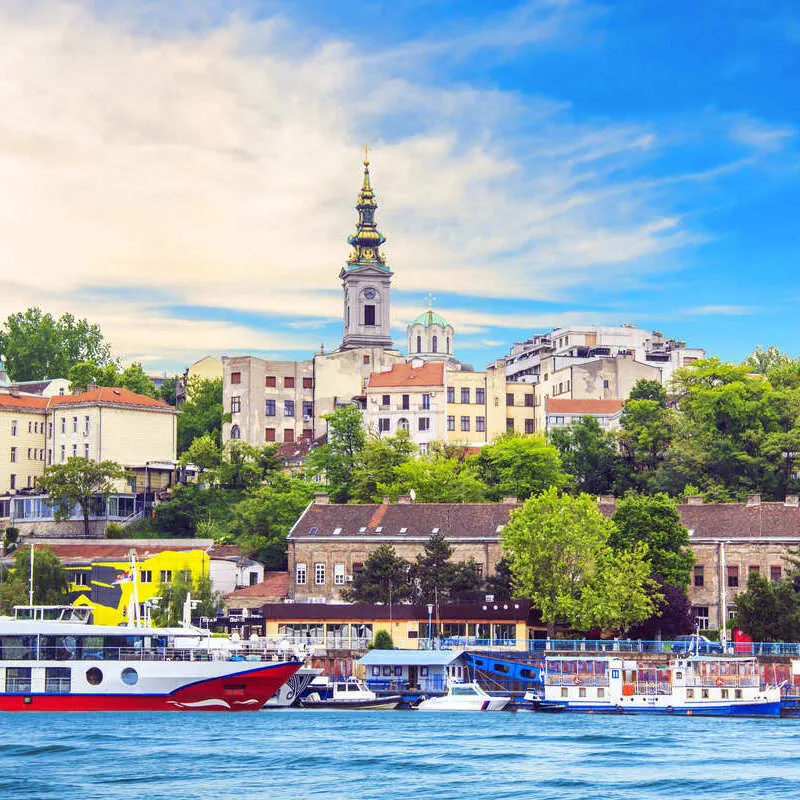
xmin=346 ymin=145 xmax=387 ymax=269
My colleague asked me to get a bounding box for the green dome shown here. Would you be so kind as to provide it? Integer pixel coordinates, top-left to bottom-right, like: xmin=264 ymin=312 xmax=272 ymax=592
xmin=411 ymin=309 xmax=450 ymax=328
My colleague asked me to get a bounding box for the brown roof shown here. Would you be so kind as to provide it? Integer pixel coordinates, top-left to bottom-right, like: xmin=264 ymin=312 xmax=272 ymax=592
xmin=678 ymin=501 xmax=800 ymax=541
xmin=367 ymin=362 xmax=445 ymax=389
xmin=224 ymin=572 xmax=290 ymax=601
xmin=48 ymin=387 xmax=175 ymax=411
xmin=0 ymin=393 xmax=48 ymax=411
xmin=208 ymin=544 xmax=243 ymax=559
xmin=547 ymin=398 xmax=624 ymax=415
xmin=31 ymin=542 xmax=210 ymax=562
xmin=289 ymin=502 xmax=517 ymax=540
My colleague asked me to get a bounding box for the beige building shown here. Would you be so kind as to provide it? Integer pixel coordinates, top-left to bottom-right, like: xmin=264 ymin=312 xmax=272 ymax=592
xmin=0 ymin=393 xmax=49 ymax=493
xmin=544 ymin=398 xmax=624 ymax=434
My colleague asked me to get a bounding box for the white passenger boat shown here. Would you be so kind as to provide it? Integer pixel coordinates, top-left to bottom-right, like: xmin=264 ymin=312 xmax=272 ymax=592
xmin=0 ymin=606 xmax=301 ymax=712
xmin=539 ymin=655 xmax=781 ymax=717
xmin=299 ymin=676 xmax=401 ymax=710
xmin=415 ymin=681 xmax=510 ymax=712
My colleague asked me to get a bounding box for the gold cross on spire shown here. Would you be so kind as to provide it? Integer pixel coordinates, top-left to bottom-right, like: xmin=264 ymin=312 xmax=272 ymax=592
xmin=426 ymin=293 xmax=437 ymax=309
xmin=363 ymin=143 xmax=370 ymax=167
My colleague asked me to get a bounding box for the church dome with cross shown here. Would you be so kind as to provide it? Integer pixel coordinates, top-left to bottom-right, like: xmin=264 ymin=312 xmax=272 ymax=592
xmin=406 ymin=298 xmax=458 ymax=366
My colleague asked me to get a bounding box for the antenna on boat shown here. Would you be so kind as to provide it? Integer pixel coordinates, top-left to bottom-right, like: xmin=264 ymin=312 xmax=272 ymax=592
xmin=28 ymin=544 xmax=34 ymax=606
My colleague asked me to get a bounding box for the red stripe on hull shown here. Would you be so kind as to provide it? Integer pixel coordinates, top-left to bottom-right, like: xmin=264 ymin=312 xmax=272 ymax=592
xmin=0 ymin=662 xmax=301 ymax=712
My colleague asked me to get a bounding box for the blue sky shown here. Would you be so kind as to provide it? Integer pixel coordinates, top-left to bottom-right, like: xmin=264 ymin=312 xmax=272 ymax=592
xmin=0 ymin=0 xmax=797 ymax=373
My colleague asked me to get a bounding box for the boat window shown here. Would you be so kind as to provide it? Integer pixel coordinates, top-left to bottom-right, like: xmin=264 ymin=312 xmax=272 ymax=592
xmin=0 ymin=636 xmax=36 ymax=660
xmin=86 ymin=667 xmax=103 ymax=686
xmin=451 ymin=686 xmax=479 ymax=696
xmin=45 ymin=667 xmax=71 ymax=694
xmin=701 ymin=689 xmax=709 ymax=699
xmin=121 ymin=668 xmax=139 ymax=686
xmin=578 ymin=687 xmax=586 ymax=698
xmin=336 ymin=683 xmax=348 ymax=692
xmin=561 ymin=688 xmax=568 ymax=698
xmin=686 ymin=689 xmax=694 ymax=698
xmin=6 ymin=667 xmax=31 ymax=693
xmin=597 ymin=688 xmax=605 ymax=698
xmin=735 ymin=689 xmax=742 ymax=699
xmin=721 ymin=689 xmax=729 ymax=699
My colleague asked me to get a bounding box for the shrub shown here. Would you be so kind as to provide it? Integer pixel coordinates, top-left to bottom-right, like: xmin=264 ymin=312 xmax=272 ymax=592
xmin=371 ymin=630 xmax=394 ymax=650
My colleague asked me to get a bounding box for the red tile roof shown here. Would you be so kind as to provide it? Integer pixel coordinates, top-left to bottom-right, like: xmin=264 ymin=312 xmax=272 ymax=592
xmin=224 ymin=572 xmax=290 ymax=600
xmin=33 ymin=542 xmax=208 ymax=562
xmin=547 ymin=398 xmax=624 ymax=415
xmin=48 ymin=387 xmax=174 ymax=411
xmin=0 ymin=393 xmax=48 ymax=411
xmin=208 ymin=544 xmax=243 ymax=559
xmin=367 ymin=362 xmax=445 ymax=389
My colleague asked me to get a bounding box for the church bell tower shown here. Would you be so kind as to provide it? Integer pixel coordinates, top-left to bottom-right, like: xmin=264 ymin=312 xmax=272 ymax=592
xmin=340 ymin=148 xmax=394 ymax=350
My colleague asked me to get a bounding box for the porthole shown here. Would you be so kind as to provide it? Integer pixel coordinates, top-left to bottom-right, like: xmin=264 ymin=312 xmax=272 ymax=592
xmin=86 ymin=667 xmax=103 ymax=686
xmin=121 ymin=668 xmax=138 ymax=686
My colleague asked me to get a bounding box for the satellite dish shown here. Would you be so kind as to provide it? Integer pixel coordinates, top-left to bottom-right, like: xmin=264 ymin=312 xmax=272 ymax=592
xmin=409 ymin=488 xmax=416 ymax=501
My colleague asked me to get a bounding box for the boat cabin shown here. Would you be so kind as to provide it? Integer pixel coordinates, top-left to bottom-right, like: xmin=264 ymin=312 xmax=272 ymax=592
xmin=357 ymin=649 xmax=469 ymax=694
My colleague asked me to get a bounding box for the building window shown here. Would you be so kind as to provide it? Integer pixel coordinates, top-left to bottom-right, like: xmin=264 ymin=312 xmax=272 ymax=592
xmin=771 ymin=565 xmax=782 ymax=582
xmin=60 ymin=445 xmax=65 ymax=462
xmin=28 ymin=421 xmax=32 ymax=433
xmin=231 ymin=371 xmax=241 ymax=384
xmin=84 ymin=444 xmax=89 ymax=459
xmin=418 ymin=417 xmax=430 ymax=432
xmin=302 ymin=401 xmax=313 ymax=418
xmin=748 ymin=565 xmax=760 ymax=579
xmin=284 ymin=376 xmax=295 ymax=389
xmin=447 ymin=415 xmax=455 ymax=431
xmin=693 ymin=565 xmax=704 ymax=587
xmin=48 ymin=422 xmax=52 ymax=438
xmin=693 ymin=606 xmax=709 ymax=628
xmin=47 ymin=449 xmax=51 ymax=465
xmin=303 ymin=377 xmax=313 ymax=389
xmin=10 ymin=420 xmax=17 ymax=436
xmin=461 ymin=416 xmax=470 ymax=432
xmin=266 ymin=376 xmax=276 ymax=387
xmin=72 ymin=444 xmax=77 ymax=457
xmin=363 ymin=355 xmax=371 ymax=364
xmin=74 ymin=571 xmax=88 ymax=587
xmin=364 ymin=305 xmax=376 ymax=326
xmin=506 ymin=393 xmax=514 ymax=406
xmin=506 ymin=418 xmax=514 ymax=432
xmin=603 ymin=379 xmax=609 ymax=389
xmin=230 ymin=396 xmax=241 ymax=413
xmin=140 ymin=570 xmax=152 ymax=584
xmin=398 ymin=418 xmax=409 ymax=431
xmin=160 ymin=570 xmax=172 ymax=583
xmin=9 ymin=447 xmax=15 ymax=463
xmin=525 ymin=393 xmax=534 ymax=407
xmin=446 ymin=337 xmax=450 ymax=353
xmin=461 ymin=388 xmax=470 ymax=404
xmin=266 ymin=399 xmax=276 ymax=416
xmin=471 ymin=387 xmax=484 ymax=405
xmin=334 ymin=564 xmax=345 ymax=585
xmin=378 ymin=418 xmax=390 ymax=433
xmin=284 ymin=400 xmax=295 ymax=417
xmin=476 ymin=416 xmax=486 ymax=432
xmin=230 ymin=424 xmax=241 ymax=440
xmin=524 ymin=419 xmax=535 ymax=434
xmin=402 ymin=394 xmax=410 ymax=410
xmin=265 ymin=428 xmax=276 ymax=442
xmin=296 ymin=563 xmax=307 ymax=585
xmin=27 ymin=447 xmax=32 ymax=460
xmin=447 ymin=386 xmax=455 ymax=403
xmin=9 ymin=474 xmax=16 ymax=490
xmin=422 ymin=394 xmax=430 ymax=410
xmin=72 ymin=416 xmax=78 ymax=432
xmin=61 ymin=417 xmax=66 ymax=434
xmin=314 ymin=563 xmax=326 ymax=585
xmin=727 ymin=566 xmax=739 ymax=588
xmin=432 ymin=335 xmax=438 ymax=353
xmin=417 ymin=335 xmax=422 ymax=353
xmin=284 ymin=429 xmax=295 ymax=443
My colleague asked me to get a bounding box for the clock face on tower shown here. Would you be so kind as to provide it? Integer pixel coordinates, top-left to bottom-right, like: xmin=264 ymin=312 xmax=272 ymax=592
xmin=364 ymin=288 xmax=377 ymax=300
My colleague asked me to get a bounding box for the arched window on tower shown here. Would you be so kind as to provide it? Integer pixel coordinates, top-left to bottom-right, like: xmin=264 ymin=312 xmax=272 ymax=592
xmin=417 ymin=335 xmax=422 ymax=353
xmin=446 ymin=337 xmax=450 ymax=354
xmin=231 ymin=425 xmax=241 ymax=440
xmin=432 ymin=335 xmax=438 ymax=353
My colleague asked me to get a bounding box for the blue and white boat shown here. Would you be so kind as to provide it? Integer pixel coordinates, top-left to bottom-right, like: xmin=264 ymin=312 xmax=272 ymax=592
xmin=539 ymin=655 xmax=781 ymax=717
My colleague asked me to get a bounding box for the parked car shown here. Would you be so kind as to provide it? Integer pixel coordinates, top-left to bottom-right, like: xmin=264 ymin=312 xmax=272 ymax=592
xmin=672 ymin=634 xmax=723 ymax=654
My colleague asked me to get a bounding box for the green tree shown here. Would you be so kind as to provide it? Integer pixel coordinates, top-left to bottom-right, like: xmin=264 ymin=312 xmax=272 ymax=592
xmin=743 ymin=345 xmax=794 ymax=375
xmin=618 ymin=381 xmax=674 ymax=479
xmin=215 ymin=441 xmax=280 ymax=491
xmin=502 ymin=488 xmax=658 ymax=634
xmin=0 ymin=307 xmax=112 ymax=381
xmin=350 ymin=431 xmax=416 ymax=502
xmin=0 ymin=546 xmax=69 ymax=613
xmin=449 ymin=559 xmax=484 ymax=603
xmin=380 ymin=457 xmax=486 ymax=503
xmin=340 ymin=544 xmax=414 ymax=604
xmin=475 ymin=434 xmax=568 ymax=501
xmin=486 ymin=556 xmax=515 ymax=602
xmin=734 ymin=573 xmax=800 ymax=641
xmin=117 ymin=363 xmax=158 ymax=397
xmin=549 ymin=417 xmax=622 ymax=495
xmin=371 ymin=630 xmax=394 ymax=649
xmin=158 ymin=376 xmax=180 ymax=406
xmin=610 ymin=493 xmax=695 ymax=588
xmin=306 ymin=405 xmax=366 ymax=502
xmin=628 ymin=379 xmax=668 ymax=403
xmin=37 ymin=458 xmax=127 ymax=536
xmin=413 ymin=532 xmax=456 ymax=603
xmin=68 ymin=360 xmax=121 ymax=392
xmin=178 ymin=377 xmax=227 ymax=453
xmin=178 ymin=433 xmax=223 ymax=475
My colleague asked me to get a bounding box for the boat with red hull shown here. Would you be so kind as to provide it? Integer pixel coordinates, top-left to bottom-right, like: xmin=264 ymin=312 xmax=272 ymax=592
xmin=0 ymin=608 xmax=301 ymax=712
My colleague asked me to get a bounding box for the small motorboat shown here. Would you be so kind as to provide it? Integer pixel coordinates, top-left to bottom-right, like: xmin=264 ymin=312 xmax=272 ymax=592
xmin=299 ymin=677 xmax=401 ymax=710
xmin=415 ymin=681 xmax=510 ymax=712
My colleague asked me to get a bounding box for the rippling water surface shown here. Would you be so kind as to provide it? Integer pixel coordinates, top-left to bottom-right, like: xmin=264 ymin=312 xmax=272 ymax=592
xmin=2 ymin=710 xmax=800 ymax=800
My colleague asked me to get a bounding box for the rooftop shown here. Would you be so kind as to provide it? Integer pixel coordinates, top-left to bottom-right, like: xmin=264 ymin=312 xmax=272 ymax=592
xmin=48 ymin=387 xmax=175 ymax=411
xmin=367 ymin=362 xmax=445 ymax=389
xmin=410 ymin=309 xmax=450 ymax=329
xmin=547 ymin=398 xmax=625 ymax=415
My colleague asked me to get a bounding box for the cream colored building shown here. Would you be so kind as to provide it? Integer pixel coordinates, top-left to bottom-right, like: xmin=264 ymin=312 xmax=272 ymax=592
xmin=0 ymin=393 xmax=49 ymax=493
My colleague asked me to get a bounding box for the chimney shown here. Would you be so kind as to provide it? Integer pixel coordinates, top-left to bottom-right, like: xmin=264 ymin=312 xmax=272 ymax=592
xmin=746 ymin=494 xmax=761 ymax=507
xmin=685 ymin=495 xmax=704 ymax=506
xmin=87 ymin=381 xmax=97 ymax=391
xmin=785 ymin=495 xmax=799 ymax=507
xmin=313 ymin=493 xmax=330 ymax=505
xmin=502 ymin=496 xmax=518 ymax=505
xmin=597 ymin=496 xmax=616 ymax=507
xmin=397 ymin=494 xmax=414 ymax=504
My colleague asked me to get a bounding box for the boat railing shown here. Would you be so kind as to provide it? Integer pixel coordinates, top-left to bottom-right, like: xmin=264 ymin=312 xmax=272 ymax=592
xmin=544 ymin=676 xmax=610 ymax=687
xmin=634 ymin=681 xmax=672 ymax=696
xmin=683 ymin=676 xmax=760 ymax=688
xmin=18 ymin=646 xmax=290 ymax=663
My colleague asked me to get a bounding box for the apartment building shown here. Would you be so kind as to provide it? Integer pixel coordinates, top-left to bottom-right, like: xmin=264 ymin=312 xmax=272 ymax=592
xmin=0 ymin=393 xmax=49 ymax=493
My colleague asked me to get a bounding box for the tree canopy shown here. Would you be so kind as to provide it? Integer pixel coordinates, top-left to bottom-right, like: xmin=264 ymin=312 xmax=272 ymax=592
xmin=177 ymin=377 xmax=227 ymax=453
xmin=0 ymin=546 xmax=69 ymax=613
xmin=306 ymin=405 xmax=366 ymax=502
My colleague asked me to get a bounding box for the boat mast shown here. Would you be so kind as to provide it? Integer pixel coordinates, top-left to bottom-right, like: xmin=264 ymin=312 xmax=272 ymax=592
xmin=28 ymin=544 xmax=34 ymax=606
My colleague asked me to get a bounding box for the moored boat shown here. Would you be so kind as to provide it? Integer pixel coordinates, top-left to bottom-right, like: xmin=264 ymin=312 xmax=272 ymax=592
xmin=299 ymin=676 xmax=401 ymax=710
xmin=414 ymin=681 xmax=510 ymax=712
xmin=538 ymin=654 xmax=781 ymax=717
xmin=264 ymin=667 xmax=323 ymax=708
xmin=0 ymin=606 xmax=301 ymax=712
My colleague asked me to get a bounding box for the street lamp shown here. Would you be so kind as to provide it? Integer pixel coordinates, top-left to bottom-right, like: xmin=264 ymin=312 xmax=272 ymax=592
xmin=427 ymin=603 xmax=434 ymax=649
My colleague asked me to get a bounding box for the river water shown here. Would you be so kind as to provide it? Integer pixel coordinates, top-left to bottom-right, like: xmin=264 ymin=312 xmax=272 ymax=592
xmin=2 ymin=710 xmax=799 ymax=799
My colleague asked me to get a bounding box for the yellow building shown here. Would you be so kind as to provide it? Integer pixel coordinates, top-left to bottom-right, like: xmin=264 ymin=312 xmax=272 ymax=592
xmin=0 ymin=393 xmax=49 ymax=494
